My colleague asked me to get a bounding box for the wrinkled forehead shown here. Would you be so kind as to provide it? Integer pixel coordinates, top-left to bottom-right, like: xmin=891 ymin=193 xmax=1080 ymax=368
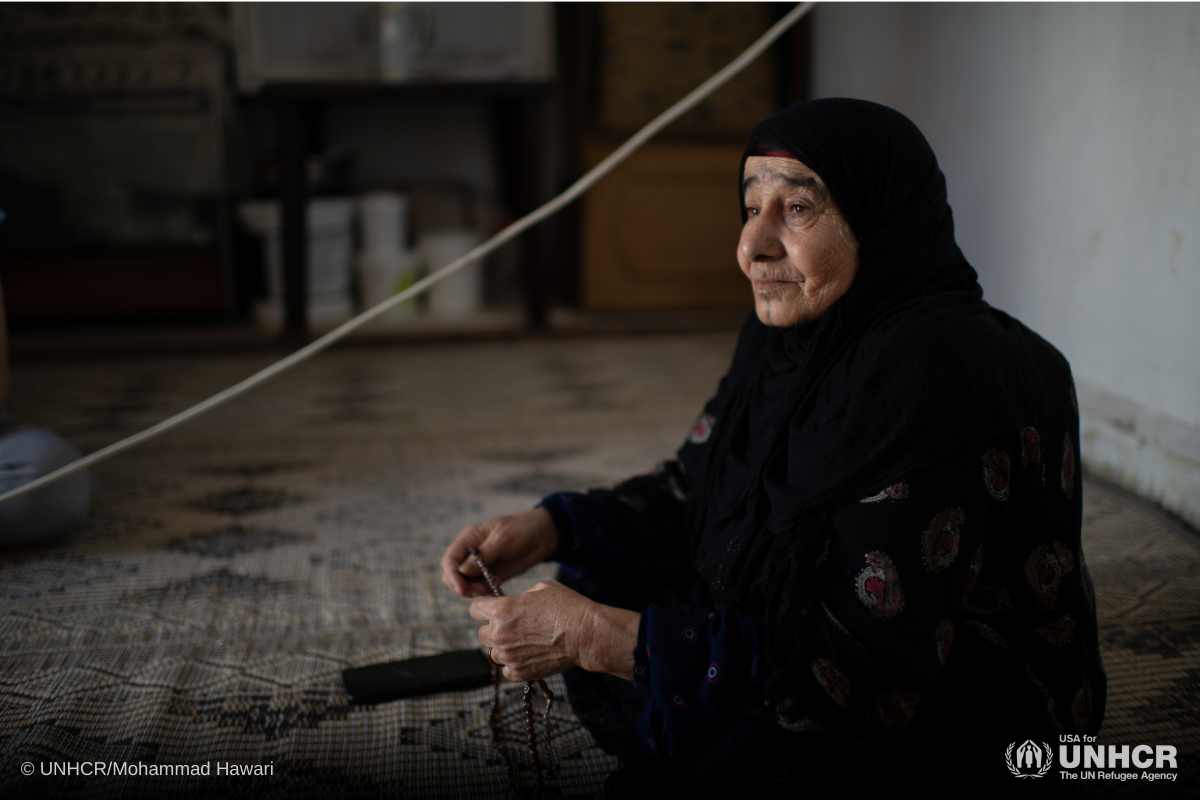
xmin=743 ymin=155 xmax=819 ymax=179
xmin=742 ymin=156 xmax=830 ymax=199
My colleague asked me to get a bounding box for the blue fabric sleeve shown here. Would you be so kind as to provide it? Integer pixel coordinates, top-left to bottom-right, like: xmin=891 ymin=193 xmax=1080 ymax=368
xmin=538 ymin=491 xmax=640 ymax=568
xmin=538 ymin=491 xmax=636 ymax=591
xmin=632 ymin=605 xmax=766 ymax=762
xmin=538 ymin=460 xmax=692 ymax=587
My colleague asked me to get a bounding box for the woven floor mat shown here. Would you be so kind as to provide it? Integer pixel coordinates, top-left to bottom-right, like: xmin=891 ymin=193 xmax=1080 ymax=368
xmin=0 ymin=333 xmax=1196 ymax=797
xmin=1076 ymin=483 xmax=1200 ymax=798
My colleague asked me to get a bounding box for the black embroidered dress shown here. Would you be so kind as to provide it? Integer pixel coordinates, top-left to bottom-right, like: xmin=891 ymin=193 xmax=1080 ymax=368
xmin=541 ymin=99 xmax=1105 ymax=792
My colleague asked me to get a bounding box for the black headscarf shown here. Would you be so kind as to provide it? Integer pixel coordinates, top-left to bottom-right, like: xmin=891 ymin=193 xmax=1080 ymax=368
xmin=675 ymin=99 xmax=1072 ymax=693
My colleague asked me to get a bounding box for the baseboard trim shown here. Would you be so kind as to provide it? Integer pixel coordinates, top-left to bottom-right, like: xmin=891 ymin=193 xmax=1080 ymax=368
xmin=1078 ymin=380 xmax=1200 ymax=531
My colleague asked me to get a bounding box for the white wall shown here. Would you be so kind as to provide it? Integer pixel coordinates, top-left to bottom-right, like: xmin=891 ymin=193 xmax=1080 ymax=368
xmin=812 ymin=3 xmax=1200 ymax=526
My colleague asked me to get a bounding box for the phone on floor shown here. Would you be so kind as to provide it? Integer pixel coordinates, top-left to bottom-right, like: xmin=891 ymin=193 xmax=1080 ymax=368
xmin=342 ymin=649 xmax=494 ymax=703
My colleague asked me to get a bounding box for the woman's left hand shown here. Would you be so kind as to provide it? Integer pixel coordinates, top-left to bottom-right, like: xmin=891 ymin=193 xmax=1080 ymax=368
xmin=470 ymin=580 xmax=641 ymax=683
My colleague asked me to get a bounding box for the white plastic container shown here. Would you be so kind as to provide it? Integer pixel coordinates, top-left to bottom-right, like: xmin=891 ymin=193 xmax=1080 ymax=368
xmin=236 ymin=198 xmax=355 ymax=330
xmin=421 ymin=229 xmax=483 ymax=317
xmin=356 ymin=192 xmax=420 ymax=318
xmin=358 ymin=191 xmax=409 ymax=253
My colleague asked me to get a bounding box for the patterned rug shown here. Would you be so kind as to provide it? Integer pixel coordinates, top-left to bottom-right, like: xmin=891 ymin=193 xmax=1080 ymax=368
xmin=0 ymin=333 xmax=1196 ymax=798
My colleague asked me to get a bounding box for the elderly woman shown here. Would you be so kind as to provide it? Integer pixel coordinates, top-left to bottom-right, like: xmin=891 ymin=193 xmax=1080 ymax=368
xmin=441 ymin=99 xmax=1104 ymax=791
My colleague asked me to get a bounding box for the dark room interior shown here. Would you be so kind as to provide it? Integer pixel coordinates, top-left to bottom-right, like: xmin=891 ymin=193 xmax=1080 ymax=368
xmin=0 ymin=3 xmax=1197 ymax=798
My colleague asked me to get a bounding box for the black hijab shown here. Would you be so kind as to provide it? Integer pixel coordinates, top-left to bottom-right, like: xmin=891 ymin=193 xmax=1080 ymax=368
xmin=676 ymin=99 xmax=1072 ymax=660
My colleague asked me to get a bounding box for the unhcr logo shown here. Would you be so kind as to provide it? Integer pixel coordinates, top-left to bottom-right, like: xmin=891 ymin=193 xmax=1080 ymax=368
xmin=1006 ymin=740 xmax=1053 ymax=778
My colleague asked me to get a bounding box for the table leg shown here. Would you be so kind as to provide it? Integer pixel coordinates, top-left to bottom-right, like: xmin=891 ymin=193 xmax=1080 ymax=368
xmin=277 ymin=100 xmax=308 ymax=337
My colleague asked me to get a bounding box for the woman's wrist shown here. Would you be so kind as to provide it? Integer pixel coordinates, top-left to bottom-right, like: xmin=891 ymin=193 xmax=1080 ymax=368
xmin=577 ymin=602 xmax=642 ymax=680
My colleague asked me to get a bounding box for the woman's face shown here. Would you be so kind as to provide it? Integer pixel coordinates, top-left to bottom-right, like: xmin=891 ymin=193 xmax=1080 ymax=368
xmin=739 ymin=156 xmax=859 ymax=327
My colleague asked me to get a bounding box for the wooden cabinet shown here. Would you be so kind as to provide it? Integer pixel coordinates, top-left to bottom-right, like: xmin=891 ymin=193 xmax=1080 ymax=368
xmin=573 ymin=3 xmax=809 ymax=310
xmin=580 ymin=142 xmax=748 ymax=309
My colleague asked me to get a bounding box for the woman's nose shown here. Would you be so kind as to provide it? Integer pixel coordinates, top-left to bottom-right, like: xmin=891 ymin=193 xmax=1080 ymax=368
xmin=739 ymin=217 xmax=785 ymax=263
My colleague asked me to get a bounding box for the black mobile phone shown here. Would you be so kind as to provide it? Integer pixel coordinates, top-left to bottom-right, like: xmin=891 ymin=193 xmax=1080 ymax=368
xmin=342 ymin=649 xmax=493 ymax=704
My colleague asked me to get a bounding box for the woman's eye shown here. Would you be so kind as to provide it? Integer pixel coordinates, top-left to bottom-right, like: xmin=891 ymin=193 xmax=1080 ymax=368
xmin=790 ymin=203 xmax=808 ymax=214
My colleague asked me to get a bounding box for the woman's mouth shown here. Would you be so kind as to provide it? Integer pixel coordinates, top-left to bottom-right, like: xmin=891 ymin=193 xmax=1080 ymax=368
xmin=754 ymin=278 xmax=796 ymax=293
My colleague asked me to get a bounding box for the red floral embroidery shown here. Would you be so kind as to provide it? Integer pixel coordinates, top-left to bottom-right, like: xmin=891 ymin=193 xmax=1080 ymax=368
xmin=1036 ymin=614 xmax=1076 ymax=646
xmin=775 ymin=697 xmax=822 ymax=733
xmin=935 ymin=620 xmax=955 ymax=665
xmin=1020 ymin=426 xmax=1042 ymax=466
xmin=1024 ymin=541 xmax=1075 ymax=610
xmin=688 ymin=413 xmax=716 ymax=444
xmin=1062 ymin=432 xmax=1076 ymax=499
xmin=856 ymin=551 xmax=904 ymax=619
xmin=982 ymin=448 xmax=1011 ymax=502
xmin=873 ymin=690 xmax=920 ymax=729
xmin=923 ymin=508 xmax=964 ymax=573
xmin=864 ymin=575 xmax=885 ymax=605
xmin=810 ymin=658 xmax=851 ymax=707
xmin=777 ymin=713 xmax=824 ymax=734
xmin=859 ymin=480 xmax=909 ymax=503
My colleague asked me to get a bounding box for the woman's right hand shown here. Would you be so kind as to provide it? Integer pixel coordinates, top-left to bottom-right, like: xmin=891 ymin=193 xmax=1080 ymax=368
xmin=440 ymin=508 xmax=559 ymax=597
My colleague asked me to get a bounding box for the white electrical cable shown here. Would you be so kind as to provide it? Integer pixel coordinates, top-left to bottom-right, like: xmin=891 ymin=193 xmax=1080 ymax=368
xmin=0 ymin=2 xmax=817 ymax=507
